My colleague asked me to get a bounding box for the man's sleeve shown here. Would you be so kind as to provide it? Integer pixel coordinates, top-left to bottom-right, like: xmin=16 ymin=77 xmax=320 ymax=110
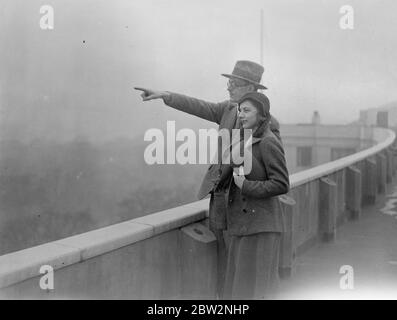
xmin=163 ymin=92 xmax=228 ymax=125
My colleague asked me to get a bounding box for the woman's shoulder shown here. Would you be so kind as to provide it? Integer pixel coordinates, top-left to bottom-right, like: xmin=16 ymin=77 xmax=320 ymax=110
xmin=253 ymin=130 xmax=284 ymax=159
xmin=258 ymin=128 xmax=281 ymax=146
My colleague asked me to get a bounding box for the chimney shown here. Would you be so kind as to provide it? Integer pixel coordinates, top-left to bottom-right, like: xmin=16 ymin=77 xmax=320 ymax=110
xmin=312 ymin=110 xmax=321 ymax=125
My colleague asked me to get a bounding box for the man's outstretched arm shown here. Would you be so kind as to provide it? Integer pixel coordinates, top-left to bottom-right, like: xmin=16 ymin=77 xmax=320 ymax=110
xmin=134 ymin=87 xmax=227 ymax=124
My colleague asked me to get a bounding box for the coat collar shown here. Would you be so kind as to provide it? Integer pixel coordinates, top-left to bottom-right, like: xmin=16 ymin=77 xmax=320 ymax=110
xmin=251 ymin=126 xmax=272 ymax=146
xmin=225 ymin=101 xmax=272 ymax=146
xmin=251 ymin=136 xmax=262 ymax=145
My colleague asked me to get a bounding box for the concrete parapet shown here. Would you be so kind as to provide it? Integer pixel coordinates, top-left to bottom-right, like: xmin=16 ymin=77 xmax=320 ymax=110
xmin=319 ymin=177 xmax=337 ymax=242
xmin=376 ymin=153 xmax=387 ymax=194
xmin=278 ymin=195 xmax=296 ymax=279
xmin=386 ymin=149 xmax=393 ymax=183
xmin=345 ymin=165 xmax=362 ymax=220
xmin=179 ymin=223 xmax=217 ymax=299
xmin=362 ymin=158 xmax=377 ymax=205
xmin=392 ymin=146 xmax=397 ymax=176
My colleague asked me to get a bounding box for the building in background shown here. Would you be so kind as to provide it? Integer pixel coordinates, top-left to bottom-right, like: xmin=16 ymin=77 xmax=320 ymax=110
xmin=359 ymin=102 xmax=397 ymax=129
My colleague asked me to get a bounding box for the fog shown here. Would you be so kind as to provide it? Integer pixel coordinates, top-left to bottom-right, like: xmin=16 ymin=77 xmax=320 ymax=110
xmin=1 ymin=0 xmax=397 ymax=254
xmin=1 ymin=0 xmax=397 ymax=142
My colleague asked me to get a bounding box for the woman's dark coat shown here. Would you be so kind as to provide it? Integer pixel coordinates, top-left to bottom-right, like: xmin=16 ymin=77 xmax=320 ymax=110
xmin=225 ymin=127 xmax=289 ymax=235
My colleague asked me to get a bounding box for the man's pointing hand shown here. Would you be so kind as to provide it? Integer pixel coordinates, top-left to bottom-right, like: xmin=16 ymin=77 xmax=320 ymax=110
xmin=134 ymin=87 xmax=170 ymax=101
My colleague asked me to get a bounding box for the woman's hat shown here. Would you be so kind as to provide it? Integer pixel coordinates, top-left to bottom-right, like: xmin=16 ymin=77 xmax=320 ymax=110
xmin=221 ymin=60 xmax=267 ymax=89
xmin=238 ymin=91 xmax=270 ymax=117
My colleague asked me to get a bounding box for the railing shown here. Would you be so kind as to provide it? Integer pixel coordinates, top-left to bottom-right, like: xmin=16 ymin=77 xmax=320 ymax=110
xmin=0 ymin=126 xmax=396 ymax=299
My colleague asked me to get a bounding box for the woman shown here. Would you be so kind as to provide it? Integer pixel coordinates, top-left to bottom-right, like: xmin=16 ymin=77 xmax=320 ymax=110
xmin=223 ymin=91 xmax=289 ymax=300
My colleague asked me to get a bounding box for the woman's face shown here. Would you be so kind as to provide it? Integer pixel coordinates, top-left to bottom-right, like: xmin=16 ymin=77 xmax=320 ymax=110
xmin=238 ymin=100 xmax=259 ymax=129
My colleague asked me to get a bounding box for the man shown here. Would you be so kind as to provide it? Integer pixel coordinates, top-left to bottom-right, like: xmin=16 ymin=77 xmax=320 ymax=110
xmin=135 ymin=60 xmax=281 ymax=298
xmin=135 ymin=60 xmax=281 ymax=198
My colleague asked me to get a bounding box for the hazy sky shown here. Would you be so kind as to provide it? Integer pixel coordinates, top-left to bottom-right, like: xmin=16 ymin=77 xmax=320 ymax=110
xmin=1 ymin=0 xmax=397 ymax=142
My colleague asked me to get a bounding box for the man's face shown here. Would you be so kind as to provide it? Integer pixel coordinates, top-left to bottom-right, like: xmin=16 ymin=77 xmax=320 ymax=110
xmin=227 ymin=78 xmax=255 ymax=103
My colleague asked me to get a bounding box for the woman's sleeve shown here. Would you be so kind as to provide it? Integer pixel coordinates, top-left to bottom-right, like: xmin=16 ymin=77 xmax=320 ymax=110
xmin=241 ymin=137 xmax=290 ymax=199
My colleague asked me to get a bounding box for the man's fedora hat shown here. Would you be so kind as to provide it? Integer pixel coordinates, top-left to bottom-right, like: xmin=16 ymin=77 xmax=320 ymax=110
xmin=221 ymin=60 xmax=267 ymax=90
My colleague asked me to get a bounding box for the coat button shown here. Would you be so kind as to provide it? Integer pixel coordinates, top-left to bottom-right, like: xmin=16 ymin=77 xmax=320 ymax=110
xmin=229 ymin=199 xmax=233 ymax=203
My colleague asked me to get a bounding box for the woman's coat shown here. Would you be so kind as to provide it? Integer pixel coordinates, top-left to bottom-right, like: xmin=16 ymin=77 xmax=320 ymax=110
xmin=226 ymin=127 xmax=289 ymax=235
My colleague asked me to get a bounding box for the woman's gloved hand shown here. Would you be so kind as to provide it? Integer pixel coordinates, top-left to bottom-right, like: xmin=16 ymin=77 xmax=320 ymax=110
xmin=233 ymin=167 xmax=245 ymax=189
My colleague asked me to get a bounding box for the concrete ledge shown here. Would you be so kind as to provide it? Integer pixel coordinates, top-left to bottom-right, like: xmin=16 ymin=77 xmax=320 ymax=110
xmin=55 ymin=221 xmax=154 ymax=261
xmin=133 ymin=200 xmax=208 ymax=236
xmin=0 ymin=199 xmax=209 ymax=289
xmin=0 ymin=243 xmax=81 ymax=288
